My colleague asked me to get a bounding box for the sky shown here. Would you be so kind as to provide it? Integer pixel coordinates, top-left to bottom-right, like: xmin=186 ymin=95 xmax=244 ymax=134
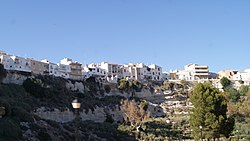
xmin=0 ymin=0 xmax=250 ymax=72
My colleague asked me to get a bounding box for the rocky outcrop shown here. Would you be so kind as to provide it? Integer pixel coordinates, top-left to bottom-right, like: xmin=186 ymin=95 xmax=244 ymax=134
xmin=3 ymin=72 xmax=30 ymax=85
xmin=34 ymin=106 xmax=123 ymax=123
xmin=65 ymin=81 xmax=86 ymax=93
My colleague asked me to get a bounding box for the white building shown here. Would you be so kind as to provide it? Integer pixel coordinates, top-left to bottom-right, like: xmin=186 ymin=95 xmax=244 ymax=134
xmin=99 ymin=62 xmax=121 ymax=82
xmin=0 ymin=53 xmax=13 ymax=70
xmin=121 ymin=63 xmax=163 ymax=81
xmin=42 ymin=60 xmax=70 ymax=79
xmin=0 ymin=54 xmax=32 ymax=73
xmin=148 ymin=64 xmax=163 ymax=81
xmin=162 ymin=72 xmax=170 ymax=81
xmin=217 ymin=70 xmax=238 ymax=80
xmin=82 ymin=63 xmax=106 ymax=78
xmin=60 ymin=58 xmax=82 ymax=80
xmin=57 ymin=63 xmax=71 ymax=78
xmin=231 ymin=70 xmax=250 ymax=85
xmin=174 ymin=64 xmax=209 ymax=80
xmin=121 ymin=63 xmax=139 ymax=80
xmin=184 ymin=64 xmax=209 ymax=80
xmin=176 ymin=70 xmax=191 ymax=80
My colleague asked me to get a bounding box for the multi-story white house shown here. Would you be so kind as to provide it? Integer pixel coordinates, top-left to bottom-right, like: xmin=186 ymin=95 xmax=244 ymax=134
xmin=57 ymin=63 xmax=71 ymax=79
xmin=162 ymin=72 xmax=170 ymax=81
xmin=170 ymin=64 xmax=209 ymax=80
xmin=99 ymin=62 xmax=121 ymax=82
xmin=120 ymin=63 xmax=163 ymax=81
xmin=60 ymin=58 xmax=82 ymax=80
xmin=82 ymin=63 xmax=106 ymax=78
xmin=121 ymin=63 xmax=138 ymax=80
xmin=231 ymin=70 xmax=250 ymax=84
xmin=31 ymin=59 xmax=49 ymax=75
xmin=0 ymin=52 xmax=13 ymax=70
xmin=217 ymin=70 xmax=238 ymax=80
xmin=176 ymin=70 xmax=191 ymax=80
xmin=148 ymin=64 xmax=163 ymax=81
xmin=41 ymin=60 xmax=70 ymax=79
xmin=4 ymin=56 xmax=32 ymax=73
xmin=184 ymin=64 xmax=209 ymax=80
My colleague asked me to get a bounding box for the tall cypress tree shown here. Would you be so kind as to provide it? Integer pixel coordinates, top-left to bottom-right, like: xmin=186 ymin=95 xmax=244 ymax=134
xmin=190 ymin=82 xmax=234 ymax=140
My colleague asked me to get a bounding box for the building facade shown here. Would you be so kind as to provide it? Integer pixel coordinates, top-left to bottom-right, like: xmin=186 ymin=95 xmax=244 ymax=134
xmin=184 ymin=64 xmax=209 ymax=80
xmin=99 ymin=62 xmax=121 ymax=81
xmin=60 ymin=58 xmax=82 ymax=80
xmin=148 ymin=64 xmax=163 ymax=81
xmin=4 ymin=56 xmax=32 ymax=73
xmin=82 ymin=63 xmax=107 ymax=79
xmin=31 ymin=59 xmax=49 ymax=75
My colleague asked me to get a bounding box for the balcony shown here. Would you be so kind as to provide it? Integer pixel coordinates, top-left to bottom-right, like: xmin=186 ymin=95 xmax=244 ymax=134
xmin=195 ymin=66 xmax=208 ymax=69
xmin=194 ymin=73 xmax=209 ymax=76
xmin=195 ymin=69 xmax=208 ymax=73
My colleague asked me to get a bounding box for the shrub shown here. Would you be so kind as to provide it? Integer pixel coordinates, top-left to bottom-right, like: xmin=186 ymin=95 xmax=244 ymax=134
xmin=23 ymin=78 xmax=44 ymax=98
xmin=0 ymin=119 xmax=22 ymax=140
xmin=38 ymin=131 xmax=52 ymax=141
xmin=105 ymin=113 xmax=114 ymax=123
xmin=11 ymin=106 xmax=33 ymax=122
xmin=0 ymin=99 xmax=11 ymax=116
xmin=0 ymin=64 xmax=7 ymax=82
xmin=104 ymin=85 xmax=111 ymax=93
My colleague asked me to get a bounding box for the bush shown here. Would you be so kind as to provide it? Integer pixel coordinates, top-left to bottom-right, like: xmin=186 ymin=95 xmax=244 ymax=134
xmin=0 ymin=119 xmax=22 ymax=140
xmin=23 ymin=78 xmax=44 ymax=98
xmin=105 ymin=113 xmax=114 ymax=123
xmin=0 ymin=99 xmax=11 ymax=117
xmin=0 ymin=64 xmax=7 ymax=82
xmin=11 ymin=106 xmax=33 ymax=122
xmin=104 ymin=85 xmax=111 ymax=93
xmin=220 ymin=77 xmax=231 ymax=89
xmin=38 ymin=131 xmax=52 ymax=141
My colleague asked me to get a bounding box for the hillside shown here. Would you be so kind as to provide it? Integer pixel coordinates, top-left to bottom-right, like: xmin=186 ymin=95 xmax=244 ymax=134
xmin=0 ymin=73 xmax=136 ymax=141
xmin=0 ymin=71 xmax=194 ymax=141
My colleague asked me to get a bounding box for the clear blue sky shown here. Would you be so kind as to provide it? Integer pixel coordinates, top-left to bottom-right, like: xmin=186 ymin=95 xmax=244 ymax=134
xmin=0 ymin=0 xmax=250 ymax=72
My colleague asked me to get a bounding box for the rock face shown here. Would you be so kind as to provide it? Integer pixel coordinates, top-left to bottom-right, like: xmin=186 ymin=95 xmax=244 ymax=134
xmin=34 ymin=106 xmax=123 ymax=123
xmin=135 ymin=89 xmax=153 ymax=98
xmin=65 ymin=81 xmax=86 ymax=93
xmin=2 ymin=72 xmax=30 ymax=85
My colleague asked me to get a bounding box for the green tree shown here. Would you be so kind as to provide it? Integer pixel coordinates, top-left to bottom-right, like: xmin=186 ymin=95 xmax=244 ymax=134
xmin=225 ymin=86 xmax=240 ymax=103
xmin=239 ymin=91 xmax=250 ymax=139
xmin=118 ymin=79 xmax=128 ymax=91
xmin=190 ymin=82 xmax=234 ymax=140
xmin=180 ymin=80 xmax=188 ymax=90
xmin=220 ymin=77 xmax=231 ymax=89
xmin=239 ymin=85 xmax=249 ymax=96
